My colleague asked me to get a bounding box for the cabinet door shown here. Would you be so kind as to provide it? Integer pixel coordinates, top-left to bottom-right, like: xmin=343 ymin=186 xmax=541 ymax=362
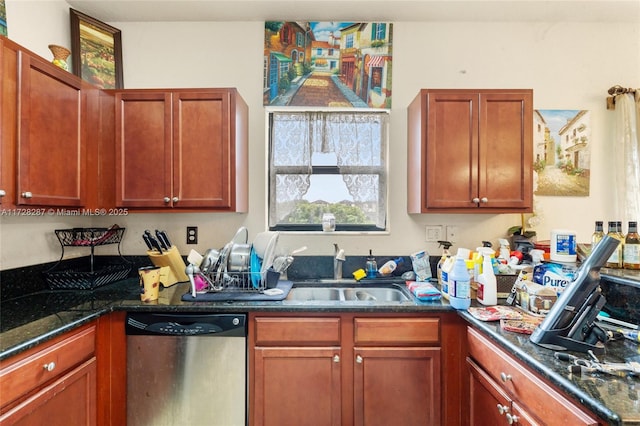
xmin=0 ymin=358 xmax=97 ymax=426
xmin=115 ymin=91 xmax=172 ymax=208
xmin=425 ymin=91 xmax=479 ymax=209
xmin=468 ymin=357 xmax=514 ymax=426
xmin=16 ymin=52 xmax=84 ymax=207
xmin=0 ymin=37 xmax=17 ymax=209
xmin=353 ymin=347 xmax=441 ymax=426
xmin=172 ymin=90 xmax=231 ymax=208
xmin=479 ymin=92 xmax=533 ymax=209
xmin=253 ymin=347 xmax=342 ymax=426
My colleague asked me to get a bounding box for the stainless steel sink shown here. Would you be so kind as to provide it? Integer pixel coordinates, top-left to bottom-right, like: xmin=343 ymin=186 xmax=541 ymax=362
xmin=285 ymin=282 xmax=412 ymax=304
xmin=286 ymin=287 xmax=342 ymax=302
xmin=342 ymin=288 xmax=410 ymax=302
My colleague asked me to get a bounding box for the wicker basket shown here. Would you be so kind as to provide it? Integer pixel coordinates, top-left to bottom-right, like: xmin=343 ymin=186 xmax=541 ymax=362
xmin=496 ymin=274 xmax=518 ymax=298
xmin=48 ymin=44 xmax=70 ymax=60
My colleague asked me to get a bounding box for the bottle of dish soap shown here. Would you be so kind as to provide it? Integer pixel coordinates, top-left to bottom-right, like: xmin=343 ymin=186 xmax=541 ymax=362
xmin=477 ymin=253 xmax=497 ymax=306
xmin=437 ymin=241 xmax=453 ymax=299
xmin=366 ymin=249 xmax=377 ymax=279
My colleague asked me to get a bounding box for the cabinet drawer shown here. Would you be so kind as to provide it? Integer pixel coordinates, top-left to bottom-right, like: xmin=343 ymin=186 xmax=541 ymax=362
xmin=354 ymin=317 xmax=440 ymax=345
xmin=467 ymin=327 xmax=598 ymax=426
xmin=254 ymin=317 xmax=341 ymax=346
xmin=0 ymin=324 xmax=96 ymax=409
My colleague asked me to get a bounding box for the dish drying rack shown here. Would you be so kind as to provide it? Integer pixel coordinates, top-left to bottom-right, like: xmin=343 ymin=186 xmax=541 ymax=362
xmin=192 ymin=269 xmax=272 ymax=295
xmin=44 ymin=226 xmax=131 ymax=290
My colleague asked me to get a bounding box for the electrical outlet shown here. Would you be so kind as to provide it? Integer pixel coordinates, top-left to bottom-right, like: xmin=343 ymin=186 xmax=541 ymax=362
xmin=425 ymin=225 xmax=443 ymax=242
xmin=446 ymin=225 xmax=459 ymax=243
xmin=186 ymin=226 xmax=198 ymax=244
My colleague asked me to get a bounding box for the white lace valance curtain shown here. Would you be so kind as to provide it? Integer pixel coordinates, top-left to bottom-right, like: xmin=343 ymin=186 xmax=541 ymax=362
xmin=270 ymin=111 xmax=388 ymax=228
xmin=613 ymin=92 xmax=640 ymax=223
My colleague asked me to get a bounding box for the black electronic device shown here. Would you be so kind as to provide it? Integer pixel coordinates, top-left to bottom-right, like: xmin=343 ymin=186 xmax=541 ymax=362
xmin=530 ymin=235 xmax=620 ymax=354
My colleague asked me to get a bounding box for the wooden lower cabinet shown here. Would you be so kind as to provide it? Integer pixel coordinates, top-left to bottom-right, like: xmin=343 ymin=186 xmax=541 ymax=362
xmin=0 ymin=323 xmax=97 ymax=426
xmin=0 ymin=358 xmax=96 ymax=426
xmin=467 ymin=326 xmax=600 ymax=426
xmin=250 ymin=313 xmax=450 ymax=426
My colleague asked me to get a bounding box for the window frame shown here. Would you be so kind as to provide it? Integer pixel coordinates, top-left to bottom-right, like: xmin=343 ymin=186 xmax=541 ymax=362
xmin=266 ymin=109 xmax=390 ymax=233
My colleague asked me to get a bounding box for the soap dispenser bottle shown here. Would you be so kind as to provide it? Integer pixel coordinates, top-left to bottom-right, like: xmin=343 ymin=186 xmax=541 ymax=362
xmin=366 ymin=250 xmax=377 ymax=279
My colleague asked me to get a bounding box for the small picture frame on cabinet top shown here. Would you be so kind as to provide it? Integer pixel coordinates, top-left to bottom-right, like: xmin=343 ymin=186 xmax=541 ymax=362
xmin=70 ymin=8 xmax=123 ymax=89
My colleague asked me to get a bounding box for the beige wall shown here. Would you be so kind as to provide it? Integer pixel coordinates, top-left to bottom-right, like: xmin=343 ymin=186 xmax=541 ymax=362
xmin=1 ymin=1 xmax=639 ymax=269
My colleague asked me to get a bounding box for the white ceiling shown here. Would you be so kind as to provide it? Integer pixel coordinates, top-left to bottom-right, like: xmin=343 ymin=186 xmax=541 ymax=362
xmin=65 ymin=0 xmax=640 ymax=23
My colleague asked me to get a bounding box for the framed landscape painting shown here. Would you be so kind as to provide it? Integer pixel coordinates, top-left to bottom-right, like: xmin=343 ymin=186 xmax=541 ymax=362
xmin=70 ymin=8 xmax=123 ymax=89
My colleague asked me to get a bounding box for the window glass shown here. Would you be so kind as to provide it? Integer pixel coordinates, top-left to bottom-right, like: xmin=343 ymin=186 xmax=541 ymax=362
xmin=268 ymin=111 xmax=388 ymax=231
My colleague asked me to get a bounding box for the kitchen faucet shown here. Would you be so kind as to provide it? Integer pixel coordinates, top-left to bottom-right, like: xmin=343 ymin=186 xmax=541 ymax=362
xmin=334 ymin=243 xmax=346 ymax=280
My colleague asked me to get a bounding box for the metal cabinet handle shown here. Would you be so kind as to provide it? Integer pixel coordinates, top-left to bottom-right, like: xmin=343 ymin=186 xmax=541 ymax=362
xmin=43 ymin=362 xmax=56 ymax=372
xmin=163 ymin=197 xmax=171 ymax=203
xmin=480 ymin=197 xmax=488 ymax=203
xmin=497 ymin=404 xmax=509 ymax=415
xmin=172 ymin=197 xmax=179 ymax=203
xmin=472 ymin=197 xmax=480 ymax=203
xmin=356 ymin=355 xmax=363 ymax=364
xmin=0 ymin=189 xmax=5 ymax=197
xmin=506 ymin=413 xmax=519 ymax=424
xmin=333 ymin=355 xmax=340 ymax=363
xmin=500 ymin=372 xmax=512 ymax=382
xmin=21 ymin=191 xmax=33 ymax=198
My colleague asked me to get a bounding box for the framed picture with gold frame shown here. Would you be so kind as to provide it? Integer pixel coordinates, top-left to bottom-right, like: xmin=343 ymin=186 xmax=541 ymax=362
xmin=70 ymin=8 xmax=123 ymax=89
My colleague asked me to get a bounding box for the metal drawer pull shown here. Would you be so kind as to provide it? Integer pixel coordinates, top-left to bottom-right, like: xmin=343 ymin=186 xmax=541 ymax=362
xmin=356 ymin=355 xmax=363 ymax=364
xmin=43 ymin=362 xmax=56 ymax=372
xmin=500 ymin=372 xmax=512 ymax=382
xmin=163 ymin=197 xmax=171 ymax=203
xmin=172 ymin=197 xmax=179 ymax=203
xmin=0 ymin=189 xmax=5 ymax=197
xmin=480 ymin=197 xmax=488 ymax=203
xmin=333 ymin=355 xmax=340 ymax=363
xmin=21 ymin=191 xmax=33 ymax=198
xmin=472 ymin=197 xmax=480 ymax=203
xmin=497 ymin=404 xmax=509 ymax=415
xmin=506 ymin=413 xmax=519 ymax=424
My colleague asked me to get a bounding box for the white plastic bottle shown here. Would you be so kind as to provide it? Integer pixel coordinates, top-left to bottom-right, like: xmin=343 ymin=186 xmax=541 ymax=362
xmin=440 ymin=255 xmax=454 ymax=300
xmin=477 ymin=253 xmax=497 ymax=306
xmin=448 ymin=254 xmax=471 ymax=310
xmin=378 ymin=257 xmax=404 ymax=276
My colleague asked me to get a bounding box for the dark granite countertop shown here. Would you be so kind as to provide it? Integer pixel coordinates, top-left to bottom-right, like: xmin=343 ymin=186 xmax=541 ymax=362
xmin=2 ymin=272 xmax=640 ymax=425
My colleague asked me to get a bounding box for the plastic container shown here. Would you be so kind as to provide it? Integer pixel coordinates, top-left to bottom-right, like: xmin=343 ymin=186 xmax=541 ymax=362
xmin=448 ymin=255 xmax=471 ymax=310
xmin=440 ymin=255 xmax=454 ymax=300
xmin=366 ymin=250 xmax=377 ymax=279
xmin=378 ymin=257 xmax=403 ymax=276
xmin=477 ymin=254 xmax=497 ymax=306
xmin=550 ymin=229 xmax=577 ymax=262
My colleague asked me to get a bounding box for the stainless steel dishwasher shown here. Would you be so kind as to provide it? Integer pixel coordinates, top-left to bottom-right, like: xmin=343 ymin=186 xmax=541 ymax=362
xmin=126 ymin=312 xmax=247 ymax=426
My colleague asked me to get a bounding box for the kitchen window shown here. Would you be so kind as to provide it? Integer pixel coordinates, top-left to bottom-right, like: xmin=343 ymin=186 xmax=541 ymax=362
xmin=268 ymin=111 xmax=389 ymax=232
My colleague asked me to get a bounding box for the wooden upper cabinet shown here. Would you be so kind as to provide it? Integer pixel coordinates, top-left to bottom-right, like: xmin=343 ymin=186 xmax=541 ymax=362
xmin=16 ymin=50 xmax=85 ymax=207
xmin=113 ymin=88 xmax=248 ymax=211
xmin=0 ymin=36 xmax=17 ymax=209
xmin=408 ymin=89 xmax=533 ymax=213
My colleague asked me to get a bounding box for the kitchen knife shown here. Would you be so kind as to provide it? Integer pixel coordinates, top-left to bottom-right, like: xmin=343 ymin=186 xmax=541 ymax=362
xmin=157 ymin=230 xmax=173 ymax=249
xmin=155 ymin=230 xmax=168 ymax=250
xmin=142 ymin=233 xmax=154 ymax=250
xmin=145 ymin=229 xmax=163 ymax=254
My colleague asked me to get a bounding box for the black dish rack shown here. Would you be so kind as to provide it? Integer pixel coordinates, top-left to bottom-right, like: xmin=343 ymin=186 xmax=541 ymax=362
xmin=44 ymin=227 xmax=131 ymax=290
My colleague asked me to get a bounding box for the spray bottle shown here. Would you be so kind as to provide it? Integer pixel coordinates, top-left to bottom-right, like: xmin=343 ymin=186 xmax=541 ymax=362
xmin=498 ymin=238 xmax=511 ymax=264
xmin=477 ymin=252 xmax=498 ymax=306
xmin=437 ymin=241 xmax=453 ymax=299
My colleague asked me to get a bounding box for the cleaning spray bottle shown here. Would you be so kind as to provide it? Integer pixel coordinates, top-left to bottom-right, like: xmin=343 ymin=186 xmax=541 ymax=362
xmin=477 ymin=252 xmax=497 ymax=306
xmin=437 ymin=241 xmax=453 ymax=299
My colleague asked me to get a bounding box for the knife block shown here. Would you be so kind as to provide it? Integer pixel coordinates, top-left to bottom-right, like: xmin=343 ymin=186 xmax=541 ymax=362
xmin=147 ymin=246 xmax=189 ymax=286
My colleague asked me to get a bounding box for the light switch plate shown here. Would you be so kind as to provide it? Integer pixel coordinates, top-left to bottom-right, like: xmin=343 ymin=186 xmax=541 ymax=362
xmin=425 ymin=225 xmax=443 ymax=242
